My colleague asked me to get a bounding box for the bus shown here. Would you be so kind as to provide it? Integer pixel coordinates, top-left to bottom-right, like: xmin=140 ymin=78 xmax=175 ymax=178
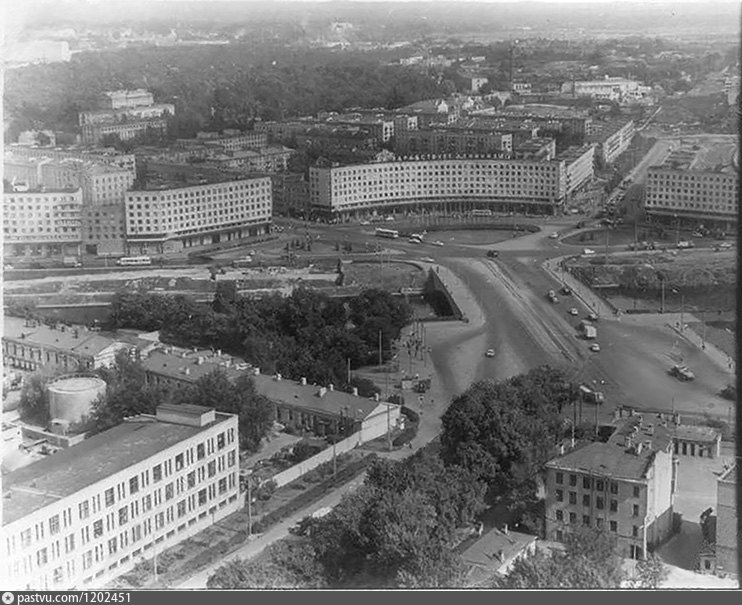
xmin=116 ymin=256 xmax=152 ymax=266
xmin=375 ymin=228 xmax=399 ymax=239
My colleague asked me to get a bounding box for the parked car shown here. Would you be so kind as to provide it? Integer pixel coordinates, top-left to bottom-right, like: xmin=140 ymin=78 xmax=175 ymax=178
xmin=486 ymin=249 xmax=499 ymax=258
xmin=590 ymin=343 xmax=601 ymax=352
xmin=433 ymin=241 xmax=445 ymax=247
xmin=670 ymin=364 xmax=695 ymax=381
xmin=587 ymin=312 xmax=599 ymax=321
xmin=568 ymin=308 xmax=579 ymax=316
xmin=485 ymin=348 xmax=496 ymax=358
xmin=549 ymin=232 xmax=559 ymax=239
xmin=561 ymin=285 xmax=572 ymax=295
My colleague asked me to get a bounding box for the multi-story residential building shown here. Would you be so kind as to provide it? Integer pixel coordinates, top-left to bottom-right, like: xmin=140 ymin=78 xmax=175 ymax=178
xmin=513 ymin=137 xmax=556 ymax=161
xmin=79 ymin=89 xmax=174 ymax=145
xmin=102 ymin=89 xmax=155 ymax=110
xmin=2 ymin=317 xmax=134 ymax=373
xmin=192 ymin=130 xmax=269 ymax=151
xmin=458 ymin=117 xmax=541 ymax=148
xmin=309 ymin=157 xmax=567 ymax=219
xmin=715 ymin=464 xmax=737 ymax=578
xmin=3 ymin=186 xmax=83 ymax=259
xmin=471 ymin=105 xmax=593 ymax=139
xmin=544 ymin=415 xmax=677 ymax=560
xmin=1 ymin=404 xmax=241 ymax=590
xmin=270 ymin=172 xmax=310 ymax=218
xmin=201 ymin=146 xmax=295 ymax=173
xmin=563 ymin=77 xmax=653 ymax=104
xmin=558 ymin=144 xmax=596 ymax=195
xmin=348 ymin=109 xmax=419 ymax=134
xmin=395 ymin=99 xmax=460 ymax=128
xmin=644 ymin=139 xmax=738 ymax=230
xmin=7 ymin=144 xmax=136 ymax=180
xmin=319 ymin=112 xmax=395 ymax=143
xmin=4 ymin=154 xmax=135 ymax=256
xmin=124 ymin=176 xmax=272 ymax=254
xmin=586 ymin=118 xmax=635 ymax=165
xmin=395 ymin=128 xmax=513 ymax=157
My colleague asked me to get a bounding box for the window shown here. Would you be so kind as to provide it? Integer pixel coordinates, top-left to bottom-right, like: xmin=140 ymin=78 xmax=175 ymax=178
xmin=198 ymin=489 xmax=207 ymax=506
xmin=197 ymin=444 xmax=205 ymax=460
xmin=153 ymin=464 xmax=162 ymax=482
xmin=596 ymin=497 xmax=604 ymax=510
xmin=583 ymin=515 xmax=590 ymax=527
xmin=610 ymin=521 xmax=618 ymax=533
xmin=632 ymin=504 xmax=640 ymax=517
xmin=556 ymin=489 xmax=563 ymax=502
xmin=165 ymin=483 xmax=175 ymax=501
xmin=582 ymin=494 xmax=590 ymax=507
xmin=569 ymin=474 xmax=577 ymax=487
xmin=633 ymin=486 xmax=640 ymax=498
xmin=556 ymin=510 xmax=563 ymax=521
xmin=37 ymin=548 xmax=48 ymax=566
xmin=129 ymin=476 xmax=139 ymax=495
xmin=556 ymin=530 xmax=564 ymax=541
xmin=583 ymin=477 xmax=591 ymax=490
xmin=218 ymin=478 xmax=227 ymax=494
xmin=569 ymin=512 xmax=576 ymax=523
xmin=187 ymin=472 xmax=196 ymax=488
xmin=108 ymin=538 xmax=118 ymax=555
xmin=208 ymin=461 xmax=216 ymax=478
xmin=83 ymin=551 xmax=93 ymax=570
xmin=596 ymin=480 xmax=604 ymax=492
xmin=21 ymin=529 xmax=32 ymax=548
xmin=93 ymin=520 xmax=103 ymax=538
xmin=569 ymin=492 xmax=577 ymax=505
xmin=64 ymin=534 xmax=75 ymax=553
xmin=177 ymin=500 xmax=187 ymax=518
xmin=175 ymin=453 xmax=184 ymax=471
xmin=596 ymin=518 xmax=604 ymax=529
xmin=118 ymin=507 xmax=128 ymax=526
xmin=53 ymin=566 xmax=64 ymax=584
xmin=610 ymin=500 xmax=618 ymax=512
xmin=632 ymin=525 xmax=639 ymax=538
xmin=217 ymin=432 xmax=226 ymax=450
xmin=49 ymin=515 xmax=60 ymax=535
xmin=555 ymin=472 xmax=563 ymax=485
xmin=104 ymin=488 xmax=115 ymax=507
xmin=227 ymin=450 xmax=236 ymax=467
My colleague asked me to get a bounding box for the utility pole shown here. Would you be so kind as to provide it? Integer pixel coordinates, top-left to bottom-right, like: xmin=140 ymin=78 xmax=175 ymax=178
xmin=386 ymin=403 xmax=392 ymax=451
xmin=347 ymin=357 xmax=351 ymax=385
xmin=246 ymin=479 xmax=253 ymax=539
xmin=680 ymin=294 xmax=685 ymax=333
xmin=378 ymin=329 xmax=383 ymax=367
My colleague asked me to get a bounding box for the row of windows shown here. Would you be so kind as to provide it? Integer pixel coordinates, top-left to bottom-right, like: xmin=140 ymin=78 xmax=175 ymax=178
xmin=9 ymin=493 xmax=239 ymax=587
xmin=555 ymin=490 xmax=641 ymax=516
xmin=555 ymin=472 xmax=642 ymax=495
xmin=553 ymin=512 xmax=644 ymax=537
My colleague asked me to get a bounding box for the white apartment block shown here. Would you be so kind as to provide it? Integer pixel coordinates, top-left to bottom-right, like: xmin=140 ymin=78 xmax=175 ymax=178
xmin=564 ymin=78 xmax=652 ymax=104
xmin=125 ymin=177 xmax=272 ymax=254
xmin=309 ymin=158 xmax=567 ymax=218
xmin=194 ymin=131 xmax=269 ymax=151
xmin=644 ymin=141 xmax=738 ymax=228
xmin=2 ymin=404 xmax=241 ymax=590
xmin=3 ymin=188 xmax=83 ymax=258
xmin=103 ymin=90 xmax=155 ymax=110
xmin=559 ymin=144 xmax=596 ymax=195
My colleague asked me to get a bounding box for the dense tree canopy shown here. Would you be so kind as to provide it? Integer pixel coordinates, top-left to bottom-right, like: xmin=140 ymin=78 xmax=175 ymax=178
xmin=107 ymin=286 xmax=412 ymax=388
xmin=439 ymin=366 xmax=572 ymax=507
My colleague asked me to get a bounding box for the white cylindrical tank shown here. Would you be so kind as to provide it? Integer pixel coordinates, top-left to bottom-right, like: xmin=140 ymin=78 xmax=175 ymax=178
xmin=47 ymin=375 xmax=107 ymax=424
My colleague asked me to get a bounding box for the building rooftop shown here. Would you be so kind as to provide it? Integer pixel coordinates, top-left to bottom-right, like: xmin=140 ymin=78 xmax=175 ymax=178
xmin=495 ymin=104 xmax=589 ymax=120
xmin=586 ymin=118 xmax=634 ymax=141
xmin=141 ymin=349 xmax=383 ymax=420
xmin=2 ymin=408 xmax=233 ymax=526
xmin=718 ymin=463 xmax=736 ymax=485
xmin=672 ymin=425 xmax=721 ymax=443
xmin=3 ymin=316 xmax=118 ymax=358
xmin=547 ymin=416 xmax=672 ymax=481
xmin=556 ymin=144 xmax=596 ymax=162
xmin=658 ymin=140 xmax=738 ymax=174
xmin=460 ymin=527 xmax=537 ymax=580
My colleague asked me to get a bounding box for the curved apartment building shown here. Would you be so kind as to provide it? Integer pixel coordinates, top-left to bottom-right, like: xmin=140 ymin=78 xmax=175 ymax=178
xmin=309 ymin=158 xmax=568 ymax=218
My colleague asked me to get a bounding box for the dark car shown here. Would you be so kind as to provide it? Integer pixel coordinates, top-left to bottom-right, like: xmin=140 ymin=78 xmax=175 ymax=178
xmin=561 ymin=285 xmax=573 ymax=295
xmin=486 ymin=250 xmax=499 ymax=258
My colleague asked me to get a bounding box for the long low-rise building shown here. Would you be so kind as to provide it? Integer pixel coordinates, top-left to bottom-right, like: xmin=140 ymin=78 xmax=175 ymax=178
xmin=309 ymin=157 xmax=568 ymax=218
xmin=2 ymin=404 xmax=241 ymax=590
xmin=395 ymin=128 xmax=513 ymax=157
xmin=644 ymin=139 xmax=738 ymax=230
xmin=124 ymin=176 xmax=272 ymax=254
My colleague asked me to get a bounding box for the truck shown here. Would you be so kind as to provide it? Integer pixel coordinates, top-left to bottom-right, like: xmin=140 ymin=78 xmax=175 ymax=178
xmin=579 ymin=321 xmax=597 ymax=340
xmin=63 ymin=256 xmax=82 ymax=268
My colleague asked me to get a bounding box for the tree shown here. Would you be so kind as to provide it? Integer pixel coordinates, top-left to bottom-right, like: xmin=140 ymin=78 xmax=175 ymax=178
xmin=491 ymin=528 xmax=627 ymax=589
xmin=626 ymin=553 xmax=669 ymax=589
xmin=212 ymin=281 xmax=238 ymax=314
xmin=18 ymin=371 xmax=55 ymax=426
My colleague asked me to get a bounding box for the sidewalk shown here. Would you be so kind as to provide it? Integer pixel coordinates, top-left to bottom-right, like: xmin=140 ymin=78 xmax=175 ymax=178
xmin=666 ymin=318 xmax=736 ymax=375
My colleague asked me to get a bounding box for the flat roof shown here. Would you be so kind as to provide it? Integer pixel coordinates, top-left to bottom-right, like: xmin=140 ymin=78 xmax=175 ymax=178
xmin=673 ymin=425 xmax=721 ymax=443
xmin=660 ymin=141 xmax=738 ymax=174
xmin=2 ymin=410 xmax=232 ymax=526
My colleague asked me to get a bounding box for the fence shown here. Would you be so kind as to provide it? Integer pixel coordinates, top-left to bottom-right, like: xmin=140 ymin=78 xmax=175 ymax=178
xmin=270 ymin=430 xmax=363 ymax=488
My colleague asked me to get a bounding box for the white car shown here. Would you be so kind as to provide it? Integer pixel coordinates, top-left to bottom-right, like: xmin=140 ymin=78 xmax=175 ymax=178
xmin=587 ymin=312 xmax=599 ymax=321
xmin=421 ymin=257 xmax=435 ymax=263
xmin=485 ymin=348 xmax=496 ymax=358
xmin=549 ymin=232 xmax=559 ymax=239
xmin=569 ymin=308 xmax=579 ymax=316
xmin=433 ymin=241 xmax=444 ymax=247
xmin=590 ymin=343 xmax=601 ymax=352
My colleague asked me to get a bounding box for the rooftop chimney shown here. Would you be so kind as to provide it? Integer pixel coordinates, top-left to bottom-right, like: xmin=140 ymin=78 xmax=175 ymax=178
xmin=253 ymin=367 xmax=261 ymax=376
xmin=318 ymin=387 xmax=327 ymax=397
xmin=352 ymin=387 xmax=359 ymax=397
xmin=301 ymin=377 xmax=307 ymax=386
xmin=373 ymin=393 xmax=380 ymax=402
xmin=275 ymin=373 xmax=282 ymax=381
xmin=328 ymin=383 xmax=334 ymax=391
xmin=635 ymin=441 xmax=644 ymax=455
xmin=196 ymin=356 xmax=204 ymax=365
